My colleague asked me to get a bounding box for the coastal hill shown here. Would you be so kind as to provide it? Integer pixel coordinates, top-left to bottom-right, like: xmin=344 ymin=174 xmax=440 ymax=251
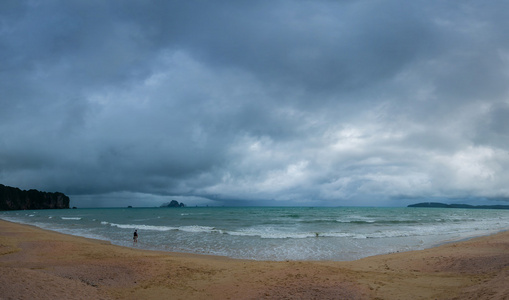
xmin=408 ymin=202 xmax=509 ymax=210
xmin=0 ymin=184 xmax=70 ymax=210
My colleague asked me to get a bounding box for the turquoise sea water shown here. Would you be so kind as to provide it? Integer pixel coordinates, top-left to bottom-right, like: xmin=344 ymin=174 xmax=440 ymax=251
xmin=2 ymin=207 xmax=509 ymax=261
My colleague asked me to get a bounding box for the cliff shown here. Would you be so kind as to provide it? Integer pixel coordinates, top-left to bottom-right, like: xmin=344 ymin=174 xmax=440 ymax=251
xmin=0 ymin=184 xmax=70 ymax=210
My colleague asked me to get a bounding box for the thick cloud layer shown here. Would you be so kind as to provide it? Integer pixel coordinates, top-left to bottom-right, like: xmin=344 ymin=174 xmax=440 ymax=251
xmin=2 ymin=1 xmax=509 ymax=207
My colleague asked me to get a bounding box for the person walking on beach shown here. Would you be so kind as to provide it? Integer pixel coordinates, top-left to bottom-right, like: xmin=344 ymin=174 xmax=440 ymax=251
xmin=133 ymin=229 xmax=138 ymax=244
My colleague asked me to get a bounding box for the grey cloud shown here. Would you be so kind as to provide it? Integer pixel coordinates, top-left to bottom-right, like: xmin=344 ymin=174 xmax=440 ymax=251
xmin=1 ymin=1 xmax=509 ymax=207
xmin=488 ymin=103 xmax=509 ymax=135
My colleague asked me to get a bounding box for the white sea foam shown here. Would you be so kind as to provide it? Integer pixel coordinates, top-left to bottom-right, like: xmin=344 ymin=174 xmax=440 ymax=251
xmin=224 ymin=228 xmax=428 ymax=240
xmin=61 ymin=217 xmax=82 ymax=220
xmin=108 ymin=222 xmax=220 ymax=234
xmin=109 ymin=223 xmax=177 ymax=231
xmin=227 ymin=228 xmax=320 ymax=239
xmin=178 ymin=225 xmax=218 ymax=233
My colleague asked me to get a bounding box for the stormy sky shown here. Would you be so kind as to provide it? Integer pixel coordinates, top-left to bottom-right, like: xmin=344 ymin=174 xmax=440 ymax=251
xmin=2 ymin=1 xmax=509 ymax=207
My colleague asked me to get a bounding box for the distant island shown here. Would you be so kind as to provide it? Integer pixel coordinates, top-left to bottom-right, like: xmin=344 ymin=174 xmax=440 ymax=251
xmin=160 ymin=200 xmax=185 ymax=208
xmin=0 ymin=184 xmax=70 ymax=210
xmin=408 ymin=202 xmax=509 ymax=210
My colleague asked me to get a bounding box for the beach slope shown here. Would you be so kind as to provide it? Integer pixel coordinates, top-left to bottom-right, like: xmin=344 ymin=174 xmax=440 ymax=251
xmin=0 ymin=220 xmax=508 ymax=299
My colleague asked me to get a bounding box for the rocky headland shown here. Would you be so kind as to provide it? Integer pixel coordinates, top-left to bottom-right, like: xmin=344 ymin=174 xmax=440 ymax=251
xmin=0 ymin=184 xmax=70 ymax=210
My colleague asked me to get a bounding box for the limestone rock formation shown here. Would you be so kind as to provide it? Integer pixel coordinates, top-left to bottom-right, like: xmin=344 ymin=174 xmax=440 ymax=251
xmin=0 ymin=184 xmax=70 ymax=210
xmin=160 ymin=200 xmax=185 ymax=207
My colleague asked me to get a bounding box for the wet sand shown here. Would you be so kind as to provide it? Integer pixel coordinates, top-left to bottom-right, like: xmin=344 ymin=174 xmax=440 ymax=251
xmin=1 ymin=219 xmax=508 ymax=299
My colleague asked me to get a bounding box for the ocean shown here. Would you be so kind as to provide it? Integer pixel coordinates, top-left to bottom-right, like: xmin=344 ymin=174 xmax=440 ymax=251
xmin=1 ymin=206 xmax=509 ymax=261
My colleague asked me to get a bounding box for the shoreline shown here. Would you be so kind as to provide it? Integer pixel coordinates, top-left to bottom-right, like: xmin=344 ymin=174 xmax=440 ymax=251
xmin=432 ymin=228 xmax=509 ymax=248
xmin=1 ymin=219 xmax=509 ymax=299
xmin=6 ymin=216 xmax=508 ymax=262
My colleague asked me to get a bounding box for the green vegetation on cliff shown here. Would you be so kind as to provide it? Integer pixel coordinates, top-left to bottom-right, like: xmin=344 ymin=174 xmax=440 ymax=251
xmin=0 ymin=184 xmax=70 ymax=210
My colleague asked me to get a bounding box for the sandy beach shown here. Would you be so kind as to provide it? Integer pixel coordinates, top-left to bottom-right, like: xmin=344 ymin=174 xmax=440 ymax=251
xmin=0 ymin=219 xmax=508 ymax=299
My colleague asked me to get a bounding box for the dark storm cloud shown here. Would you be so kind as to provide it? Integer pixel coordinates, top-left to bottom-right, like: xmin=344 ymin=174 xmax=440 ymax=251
xmin=1 ymin=0 xmax=509 ymax=207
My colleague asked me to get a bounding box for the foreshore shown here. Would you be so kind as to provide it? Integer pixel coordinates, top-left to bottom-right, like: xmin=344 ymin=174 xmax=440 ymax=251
xmin=1 ymin=219 xmax=508 ymax=299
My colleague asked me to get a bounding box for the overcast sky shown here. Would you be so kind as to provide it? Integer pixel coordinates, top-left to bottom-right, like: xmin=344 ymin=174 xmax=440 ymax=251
xmin=2 ymin=1 xmax=509 ymax=207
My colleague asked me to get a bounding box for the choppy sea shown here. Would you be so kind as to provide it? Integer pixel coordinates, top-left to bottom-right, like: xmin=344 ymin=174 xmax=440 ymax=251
xmin=2 ymin=206 xmax=508 ymax=261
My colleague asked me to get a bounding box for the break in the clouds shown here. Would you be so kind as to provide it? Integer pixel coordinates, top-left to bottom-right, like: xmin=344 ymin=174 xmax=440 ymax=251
xmin=2 ymin=0 xmax=509 ymax=207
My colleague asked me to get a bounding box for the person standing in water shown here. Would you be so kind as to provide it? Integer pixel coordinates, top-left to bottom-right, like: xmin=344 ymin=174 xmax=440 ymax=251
xmin=133 ymin=229 xmax=138 ymax=244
